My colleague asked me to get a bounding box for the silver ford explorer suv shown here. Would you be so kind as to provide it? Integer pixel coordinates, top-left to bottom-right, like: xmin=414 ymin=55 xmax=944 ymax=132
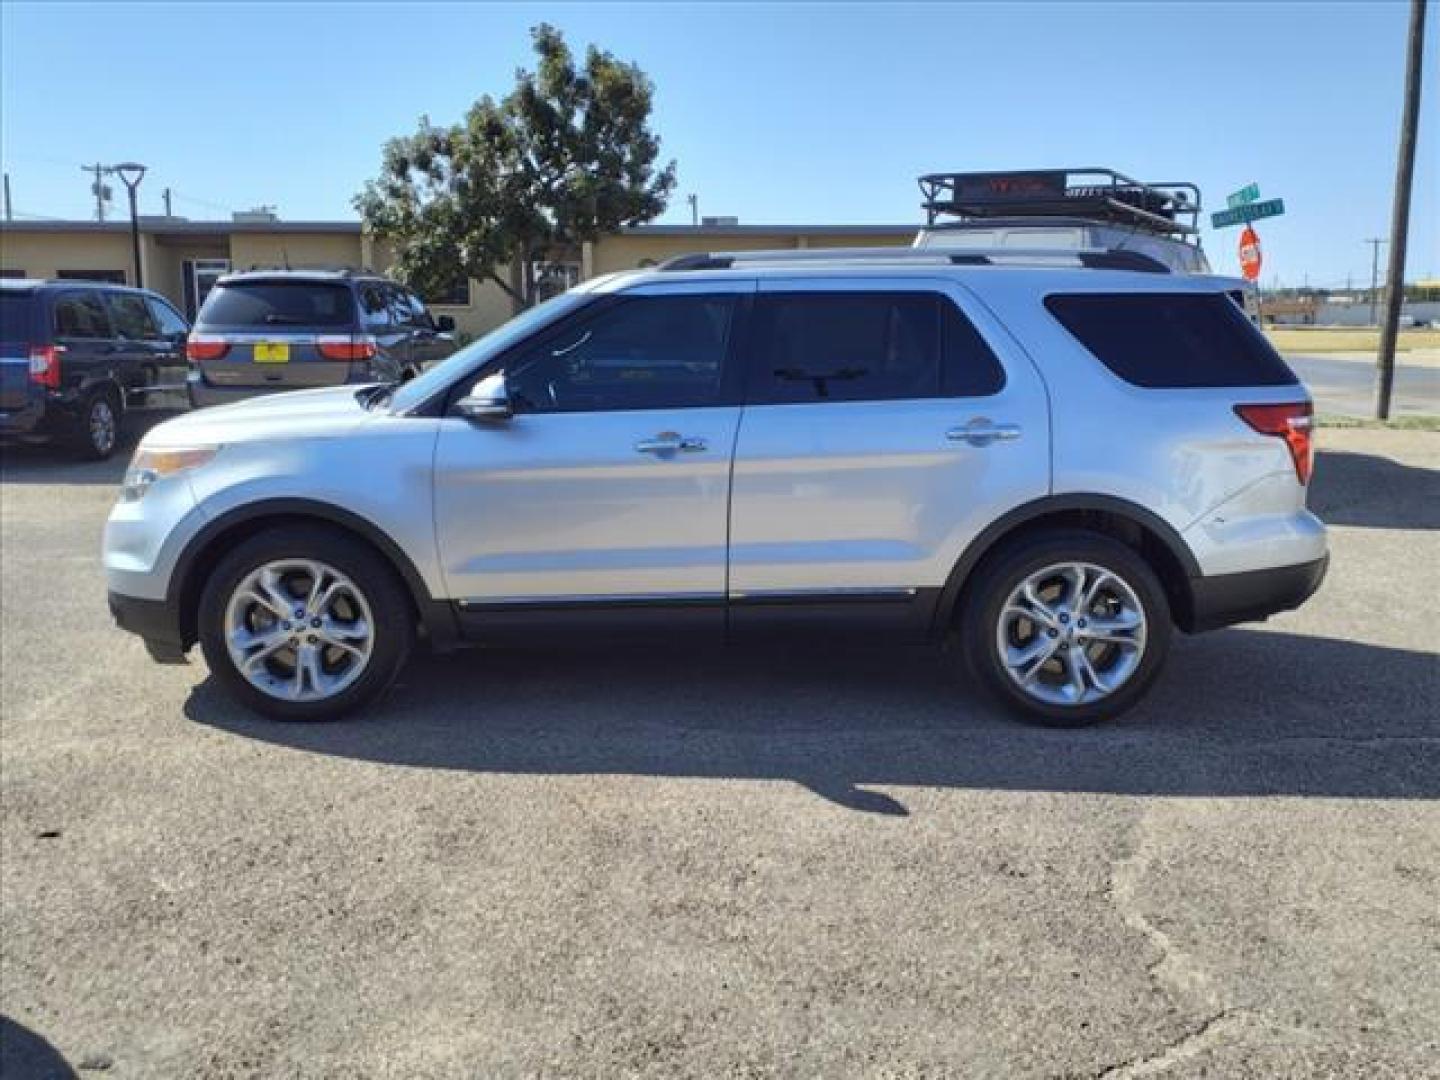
xmin=104 ymin=247 xmax=1327 ymax=726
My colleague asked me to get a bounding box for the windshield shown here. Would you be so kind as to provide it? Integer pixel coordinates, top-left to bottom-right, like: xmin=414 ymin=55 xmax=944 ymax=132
xmin=387 ymin=290 xmax=593 ymax=413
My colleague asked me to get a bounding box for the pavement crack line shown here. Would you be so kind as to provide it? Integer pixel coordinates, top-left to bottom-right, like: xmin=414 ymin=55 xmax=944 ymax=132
xmin=1090 ymin=1008 xmax=1251 ymax=1079
xmin=1106 ymin=807 xmax=1217 ymax=1007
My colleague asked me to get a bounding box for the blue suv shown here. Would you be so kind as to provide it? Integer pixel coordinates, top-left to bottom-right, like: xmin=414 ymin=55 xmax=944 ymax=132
xmin=1 ymin=279 xmax=189 ymax=459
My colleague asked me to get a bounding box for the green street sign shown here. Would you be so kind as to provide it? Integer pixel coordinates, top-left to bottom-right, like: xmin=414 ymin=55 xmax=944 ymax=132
xmin=1226 ymin=182 xmax=1261 ymax=209
xmin=1211 ymin=198 xmax=1285 ymax=229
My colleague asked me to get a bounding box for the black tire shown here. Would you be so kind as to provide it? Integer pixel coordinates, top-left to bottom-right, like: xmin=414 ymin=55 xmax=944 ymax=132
xmin=959 ymin=529 xmax=1172 ymax=727
xmin=197 ymin=525 xmax=415 ymax=721
xmin=72 ymin=387 xmax=121 ymax=461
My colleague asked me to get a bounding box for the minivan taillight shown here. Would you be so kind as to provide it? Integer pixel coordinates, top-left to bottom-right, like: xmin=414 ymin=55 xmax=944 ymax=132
xmin=28 ymin=345 xmax=63 ymax=389
xmin=1235 ymin=402 xmax=1314 ymax=485
xmin=186 ymin=335 xmax=231 ymax=363
xmin=316 ymin=335 xmax=378 ymax=362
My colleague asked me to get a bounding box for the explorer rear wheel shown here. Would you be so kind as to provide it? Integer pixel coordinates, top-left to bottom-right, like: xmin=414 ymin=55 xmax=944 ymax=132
xmin=962 ymin=530 xmax=1172 ymax=726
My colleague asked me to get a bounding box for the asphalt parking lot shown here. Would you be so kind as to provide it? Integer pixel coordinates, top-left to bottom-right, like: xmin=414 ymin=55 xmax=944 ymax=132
xmin=2 ymin=416 xmax=1437 ymax=1078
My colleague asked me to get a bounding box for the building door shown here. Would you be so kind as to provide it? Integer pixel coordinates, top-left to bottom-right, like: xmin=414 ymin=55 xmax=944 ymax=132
xmin=182 ymin=258 xmax=231 ymax=318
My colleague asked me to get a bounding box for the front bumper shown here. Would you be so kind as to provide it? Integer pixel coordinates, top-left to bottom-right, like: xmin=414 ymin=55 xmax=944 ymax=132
xmin=108 ymin=590 xmax=189 ymax=663
xmin=1184 ymin=555 xmax=1329 ymax=633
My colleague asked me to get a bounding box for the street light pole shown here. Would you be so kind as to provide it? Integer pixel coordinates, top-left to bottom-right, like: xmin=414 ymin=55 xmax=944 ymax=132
xmin=110 ymin=163 xmax=147 ymax=289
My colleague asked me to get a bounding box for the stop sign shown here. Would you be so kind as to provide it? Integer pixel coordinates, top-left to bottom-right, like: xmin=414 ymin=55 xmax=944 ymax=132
xmin=1238 ymin=225 xmax=1262 ymax=281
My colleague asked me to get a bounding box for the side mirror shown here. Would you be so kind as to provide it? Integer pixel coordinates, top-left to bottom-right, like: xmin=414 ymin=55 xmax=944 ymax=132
xmin=436 ymin=314 xmax=456 ymax=333
xmin=455 ymin=372 xmax=511 ymax=421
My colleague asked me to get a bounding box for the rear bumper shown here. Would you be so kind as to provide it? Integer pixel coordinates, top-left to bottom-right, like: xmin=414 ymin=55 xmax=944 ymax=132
xmin=108 ymin=590 xmax=189 ymax=663
xmin=0 ymin=396 xmax=47 ymax=436
xmin=187 ymin=367 xmax=373 ymax=410
xmin=1184 ymin=555 xmax=1328 ymax=633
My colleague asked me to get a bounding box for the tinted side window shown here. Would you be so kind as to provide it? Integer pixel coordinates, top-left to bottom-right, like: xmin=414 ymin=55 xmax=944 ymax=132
xmin=1045 ymin=292 xmax=1298 ymax=388
xmin=507 ymin=294 xmax=737 ymax=414
xmin=406 ymin=292 xmax=435 ymax=330
xmin=145 ymin=296 xmax=189 ymax=337
xmin=359 ymin=285 xmax=391 ymax=330
xmin=105 ymin=293 xmax=159 ymax=339
xmin=387 ymin=285 xmax=420 ymax=328
xmin=941 ymin=299 xmax=1006 ymax=397
xmin=750 ymin=292 xmax=940 ymax=404
xmin=53 ymin=292 xmax=111 ymax=339
xmin=0 ymin=292 xmax=36 ymax=341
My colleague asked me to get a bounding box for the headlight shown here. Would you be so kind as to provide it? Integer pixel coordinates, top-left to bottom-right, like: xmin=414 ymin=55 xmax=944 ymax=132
xmin=120 ymin=446 xmax=219 ymax=502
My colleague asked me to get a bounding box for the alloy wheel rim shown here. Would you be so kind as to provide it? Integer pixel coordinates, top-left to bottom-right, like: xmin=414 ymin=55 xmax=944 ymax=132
xmin=224 ymin=559 xmax=374 ymax=702
xmin=996 ymin=561 xmax=1147 ymax=707
xmin=90 ymin=400 xmax=115 ymax=454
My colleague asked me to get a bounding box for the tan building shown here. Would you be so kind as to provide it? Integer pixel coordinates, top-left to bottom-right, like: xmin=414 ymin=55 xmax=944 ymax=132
xmin=0 ymin=219 xmax=912 ymax=339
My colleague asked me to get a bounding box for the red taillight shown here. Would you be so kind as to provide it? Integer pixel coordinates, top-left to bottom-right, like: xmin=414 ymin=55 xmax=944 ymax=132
xmin=1236 ymin=402 xmax=1314 ymax=485
xmin=315 ymin=335 xmax=378 ymax=362
xmin=28 ymin=345 xmax=63 ymax=389
xmin=186 ymin=336 xmax=231 ymax=363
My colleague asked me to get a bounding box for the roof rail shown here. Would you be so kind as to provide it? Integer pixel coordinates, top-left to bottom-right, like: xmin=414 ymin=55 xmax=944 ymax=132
xmin=656 ymin=246 xmax=1170 ymax=274
xmin=917 ymin=168 xmax=1201 ymax=237
xmin=238 ymin=264 xmax=377 ymax=276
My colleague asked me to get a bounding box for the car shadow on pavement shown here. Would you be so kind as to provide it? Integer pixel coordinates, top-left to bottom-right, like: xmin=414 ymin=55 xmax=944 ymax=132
xmin=1309 ymin=449 xmax=1439 ymax=530
xmin=0 ymin=409 xmax=186 ymax=486
xmin=186 ymin=626 xmax=1440 ymax=815
xmin=0 ymin=1016 xmax=78 ymax=1080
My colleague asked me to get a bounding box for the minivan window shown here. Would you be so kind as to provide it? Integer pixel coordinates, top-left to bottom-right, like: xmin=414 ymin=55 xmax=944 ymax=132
xmin=749 ymin=291 xmax=1004 ymax=404
xmin=53 ymin=292 xmax=111 ymax=339
xmin=0 ymin=292 xmax=34 ymax=341
xmin=145 ymin=296 xmax=189 ymax=337
xmin=507 ymin=294 xmax=738 ymax=413
xmin=1045 ymin=292 xmax=1298 ymax=388
xmin=359 ymin=284 xmax=391 ymax=330
xmin=106 ymin=292 xmax=159 ymax=340
xmin=200 ymin=281 xmax=355 ymax=328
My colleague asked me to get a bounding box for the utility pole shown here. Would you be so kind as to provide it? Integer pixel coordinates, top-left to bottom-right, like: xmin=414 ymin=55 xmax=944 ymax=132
xmin=686 ymin=193 xmax=698 ymax=228
xmin=83 ymin=162 xmax=108 ymax=222
xmin=1366 ymin=238 xmax=1387 ymax=323
xmin=164 ymin=187 xmax=172 ymax=217
xmin=2 ymin=173 xmax=11 ymax=222
xmin=1376 ymin=0 xmax=1428 ymax=420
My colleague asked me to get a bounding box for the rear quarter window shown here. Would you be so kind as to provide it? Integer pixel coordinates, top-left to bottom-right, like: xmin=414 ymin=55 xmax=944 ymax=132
xmin=1044 ymin=292 xmax=1297 ymax=388
xmin=0 ymin=292 xmax=36 ymax=341
xmin=199 ymin=281 xmax=356 ymax=328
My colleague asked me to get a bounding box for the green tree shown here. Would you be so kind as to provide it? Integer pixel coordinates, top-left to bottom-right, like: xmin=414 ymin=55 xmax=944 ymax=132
xmin=355 ymin=24 xmax=676 ymax=312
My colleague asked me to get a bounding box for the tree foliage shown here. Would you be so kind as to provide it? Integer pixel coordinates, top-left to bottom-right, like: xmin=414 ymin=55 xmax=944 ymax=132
xmin=355 ymin=24 xmax=676 ymax=310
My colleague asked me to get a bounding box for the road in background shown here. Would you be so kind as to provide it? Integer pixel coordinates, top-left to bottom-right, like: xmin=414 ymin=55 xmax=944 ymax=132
xmin=1287 ymin=351 xmax=1439 ymax=418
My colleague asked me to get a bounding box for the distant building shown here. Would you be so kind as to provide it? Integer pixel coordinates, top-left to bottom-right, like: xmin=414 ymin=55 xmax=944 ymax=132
xmin=0 ymin=219 xmax=913 ymax=337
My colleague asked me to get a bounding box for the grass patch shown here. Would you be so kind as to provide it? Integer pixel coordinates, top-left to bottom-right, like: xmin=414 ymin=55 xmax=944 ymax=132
xmin=1265 ymin=328 xmax=1440 ymax=353
xmin=1315 ymin=413 xmax=1440 ymax=431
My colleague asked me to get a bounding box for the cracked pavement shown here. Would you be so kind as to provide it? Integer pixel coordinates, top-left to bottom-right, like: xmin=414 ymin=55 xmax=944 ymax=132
xmin=2 ymin=424 xmax=1438 ymax=1077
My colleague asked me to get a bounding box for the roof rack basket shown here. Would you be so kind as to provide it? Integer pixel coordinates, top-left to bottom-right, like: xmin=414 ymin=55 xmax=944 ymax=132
xmin=917 ymin=168 xmax=1201 ymax=237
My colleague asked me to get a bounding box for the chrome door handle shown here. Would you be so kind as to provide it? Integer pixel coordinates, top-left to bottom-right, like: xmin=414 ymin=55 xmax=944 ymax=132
xmin=635 ymin=434 xmax=707 ymax=455
xmin=947 ymin=419 xmax=1022 ymax=447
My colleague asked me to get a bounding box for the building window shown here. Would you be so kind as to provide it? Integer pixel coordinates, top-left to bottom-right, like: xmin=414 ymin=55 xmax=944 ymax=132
xmin=56 ymin=269 xmax=126 ymax=284
xmin=0 ymin=269 xmax=26 ymax=279
xmin=423 ymin=275 xmax=471 ymax=307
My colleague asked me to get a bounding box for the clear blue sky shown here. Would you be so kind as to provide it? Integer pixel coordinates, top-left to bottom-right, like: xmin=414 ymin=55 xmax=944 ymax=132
xmin=2 ymin=1 xmax=1435 ymax=288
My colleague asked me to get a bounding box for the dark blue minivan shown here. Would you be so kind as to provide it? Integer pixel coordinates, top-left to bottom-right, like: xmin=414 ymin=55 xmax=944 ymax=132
xmin=1 ymin=280 xmax=189 ymax=459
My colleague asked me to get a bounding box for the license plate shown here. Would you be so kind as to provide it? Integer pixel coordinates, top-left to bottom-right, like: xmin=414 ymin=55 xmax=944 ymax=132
xmin=253 ymin=342 xmax=290 ymax=364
